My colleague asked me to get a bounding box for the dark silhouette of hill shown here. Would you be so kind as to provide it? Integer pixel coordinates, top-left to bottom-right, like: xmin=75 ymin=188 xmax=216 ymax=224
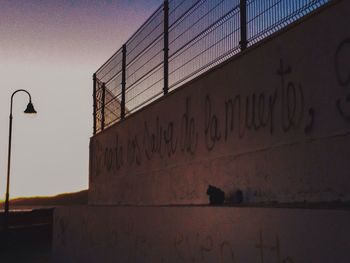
xmin=0 ymin=190 xmax=88 ymax=207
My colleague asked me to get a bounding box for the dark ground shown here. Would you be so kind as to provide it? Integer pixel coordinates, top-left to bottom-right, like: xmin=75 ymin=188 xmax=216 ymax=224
xmin=0 ymin=209 xmax=53 ymax=263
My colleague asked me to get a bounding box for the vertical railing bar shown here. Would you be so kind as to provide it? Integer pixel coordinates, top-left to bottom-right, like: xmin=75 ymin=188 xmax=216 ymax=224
xmin=101 ymin=82 xmax=106 ymax=131
xmin=93 ymin=73 xmax=97 ymax=135
xmin=240 ymin=0 xmax=248 ymax=50
xmin=163 ymin=0 xmax=169 ymax=95
xmin=121 ymin=44 xmax=126 ymax=120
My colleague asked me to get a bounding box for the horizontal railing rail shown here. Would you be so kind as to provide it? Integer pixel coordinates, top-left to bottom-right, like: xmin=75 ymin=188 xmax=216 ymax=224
xmin=93 ymin=0 xmax=330 ymax=135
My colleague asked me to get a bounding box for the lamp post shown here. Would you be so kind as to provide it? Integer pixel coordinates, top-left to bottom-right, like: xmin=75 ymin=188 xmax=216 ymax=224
xmin=3 ymin=89 xmax=37 ymax=231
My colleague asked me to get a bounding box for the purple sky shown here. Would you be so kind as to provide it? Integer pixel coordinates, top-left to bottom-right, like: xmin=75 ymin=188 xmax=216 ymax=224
xmin=0 ymin=0 xmax=162 ymax=198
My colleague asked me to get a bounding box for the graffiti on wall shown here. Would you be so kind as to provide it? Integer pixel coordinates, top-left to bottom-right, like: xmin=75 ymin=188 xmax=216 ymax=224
xmin=91 ymin=59 xmax=318 ymax=178
xmin=74 ymin=221 xmax=296 ymax=263
xmin=335 ymin=39 xmax=350 ymax=121
xmin=90 ymin=36 xmax=350 ymax=180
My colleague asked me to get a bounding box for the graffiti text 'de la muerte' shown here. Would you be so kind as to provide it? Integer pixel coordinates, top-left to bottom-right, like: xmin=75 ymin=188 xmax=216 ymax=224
xmin=92 ymin=60 xmax=315 ymax=176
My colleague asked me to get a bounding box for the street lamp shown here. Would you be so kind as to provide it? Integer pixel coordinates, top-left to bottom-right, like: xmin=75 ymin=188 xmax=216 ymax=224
xmin=4 ymin=89 xmax=37 ymax=231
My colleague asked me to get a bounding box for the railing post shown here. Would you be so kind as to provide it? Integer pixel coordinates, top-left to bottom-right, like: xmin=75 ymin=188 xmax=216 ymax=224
xmin=163 ymin=0 xmax=169 ymax=95
xmin=240 ymin=0 xmax=248 ymax=51
xmin=121 ymin=44 xmax=126 ymax=120
xmin=101 ymin=82 xmax=106 ymax=131
xmin=93 ymin=73 xmax=97 ymax=135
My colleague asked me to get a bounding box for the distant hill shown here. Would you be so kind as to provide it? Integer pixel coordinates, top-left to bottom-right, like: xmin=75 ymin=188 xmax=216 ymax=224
xmin=0 ymin=190 xmax=88 ymax=207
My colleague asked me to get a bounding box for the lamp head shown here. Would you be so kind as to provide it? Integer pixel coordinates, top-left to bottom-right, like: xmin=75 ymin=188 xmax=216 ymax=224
xmin=24 ymin=101 xmax=37 ymax=114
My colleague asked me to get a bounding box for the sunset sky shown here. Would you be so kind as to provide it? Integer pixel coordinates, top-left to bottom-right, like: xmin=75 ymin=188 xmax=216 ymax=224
xmin=0 ymin=0 xmax=162 ymax=199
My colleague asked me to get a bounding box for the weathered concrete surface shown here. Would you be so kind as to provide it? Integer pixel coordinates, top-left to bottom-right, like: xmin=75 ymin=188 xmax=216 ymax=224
xmin=53 ymin=205 xmax=350 ymax=263
xmin=53 ymin=2 xmax=350 ymax=261
xmin=89 ymin=0 xmax=350 ymax=205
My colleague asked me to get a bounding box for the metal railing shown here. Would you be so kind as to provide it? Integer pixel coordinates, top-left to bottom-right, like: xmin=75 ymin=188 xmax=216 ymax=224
xmin=93 ymin=0 xmax=330 ymax=134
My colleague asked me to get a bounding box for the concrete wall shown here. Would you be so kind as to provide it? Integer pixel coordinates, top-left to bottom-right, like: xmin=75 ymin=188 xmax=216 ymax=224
xmin=53 ymin=2 xmax=350 ymax=262
xmin=53 ymin=206 xmax=350 ymax=263
xmin=89 ymin=0 xmax=350 ymax=205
